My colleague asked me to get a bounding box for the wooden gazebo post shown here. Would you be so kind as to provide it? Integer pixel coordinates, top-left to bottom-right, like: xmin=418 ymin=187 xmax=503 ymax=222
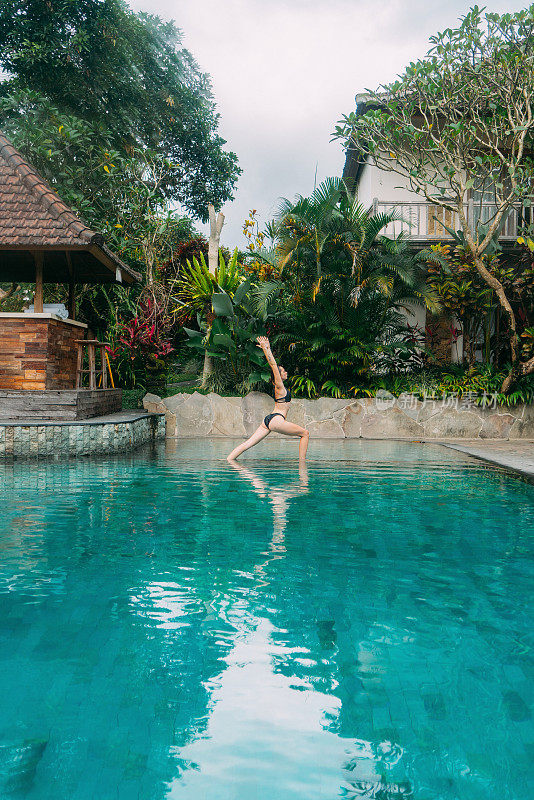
xmin=33 ymin=251 xmax=44 ymax=313
xmin=66 ymin=252 xmax=76 ymax=320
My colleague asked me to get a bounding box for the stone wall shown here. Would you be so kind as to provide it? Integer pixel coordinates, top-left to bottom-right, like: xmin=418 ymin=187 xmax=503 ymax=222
xmin=0 ymin=413 xmax=165 ymax=459
xmin=144 ymin=390 xmax=534 ymax=440
xmin=0 ymin=314 xmax=87 ymax=389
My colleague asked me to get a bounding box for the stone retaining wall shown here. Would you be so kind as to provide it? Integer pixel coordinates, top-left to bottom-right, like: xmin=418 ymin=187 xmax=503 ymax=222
xmin=0 ymin=413 xmax=165 ymax=459
xmin=143 ymin=391 xmax=534 ymax=440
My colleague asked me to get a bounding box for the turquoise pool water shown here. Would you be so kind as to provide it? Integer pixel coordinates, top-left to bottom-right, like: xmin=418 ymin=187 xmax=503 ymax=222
xmin=0 ymin=439 xmax=532 ymax=800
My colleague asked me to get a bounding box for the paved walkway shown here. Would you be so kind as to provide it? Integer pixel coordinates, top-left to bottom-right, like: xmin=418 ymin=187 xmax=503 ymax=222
xmin=432 ymin=439 xmax=534 ymax=479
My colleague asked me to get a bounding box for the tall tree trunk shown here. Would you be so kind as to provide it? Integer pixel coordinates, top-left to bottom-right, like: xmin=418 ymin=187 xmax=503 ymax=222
xmin=202 ymin=204 xmax=225 ymax=386
xmin=458 ymin=203 xmax=521 ymax=392
xmin=202 ymin=350 xmax=212 ymax=385
xmin=470 ymin=253 xmax=520 ymax=392
xmin=208 ymin=203 xmax=225 ymax=274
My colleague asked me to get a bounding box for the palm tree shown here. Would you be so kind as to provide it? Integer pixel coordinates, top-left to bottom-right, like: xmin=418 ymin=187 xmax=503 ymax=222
xmin=174 ymin=249 xmax=244 ymax=386
xmin=256 ymin=179 xmax=441 ymax=393
xmin=264 ymin=179 xmax=440 ymax=314
xmin=275 ymin=177 xmax=344 ymax=278
xmin=277 ymin=178 xmax=436 ymax=303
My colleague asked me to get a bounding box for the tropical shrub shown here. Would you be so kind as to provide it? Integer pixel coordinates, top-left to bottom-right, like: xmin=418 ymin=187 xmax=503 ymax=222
xmin=354 ymin=364 xmax=534 ymax=407
xmin=426 ymin=243 xmax=496 ymax=366
xmin=174 ymin=249 xmax=243 ymax=323
xmin=250 ymin=179 xmax=441 ymax=397
xmin=183 ymin=276 xmax=268 ymax=393
xmin=426 ymin=241 xmax=534 ymax=367
xmin=107 ymin=296 xmax=174 ymax=392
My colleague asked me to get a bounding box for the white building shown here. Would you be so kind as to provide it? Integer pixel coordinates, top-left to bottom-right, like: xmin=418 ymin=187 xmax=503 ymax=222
xmin=342 ymin=94 xmax=525 ymax=363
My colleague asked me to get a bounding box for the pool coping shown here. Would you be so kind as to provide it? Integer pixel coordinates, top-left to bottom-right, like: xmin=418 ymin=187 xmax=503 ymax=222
xmin=426 ymin=439 xmax=534 ymax=480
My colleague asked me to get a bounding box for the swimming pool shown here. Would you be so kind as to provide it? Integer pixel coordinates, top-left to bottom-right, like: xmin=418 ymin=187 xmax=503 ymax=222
xmin=0 ymin=439 xmax=532 ymax=799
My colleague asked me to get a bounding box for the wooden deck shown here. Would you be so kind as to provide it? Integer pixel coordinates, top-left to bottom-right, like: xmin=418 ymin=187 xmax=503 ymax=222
xmin=0 ymin=389 xmax=122 ymax=421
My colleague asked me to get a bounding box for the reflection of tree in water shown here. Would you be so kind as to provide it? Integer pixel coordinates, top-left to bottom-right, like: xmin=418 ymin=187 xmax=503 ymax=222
xmin=0 ymin=456 xmax=273 ymax=798
xmin=1 ymin=453 xmax=531 ymax=799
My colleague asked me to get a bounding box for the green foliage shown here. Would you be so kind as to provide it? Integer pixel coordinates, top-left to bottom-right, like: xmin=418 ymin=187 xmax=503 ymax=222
xmin=354 ymin=364 xmax=534 ymax=407
xmin=426 ymin=242 xmax=497 ymax=366
xmin=121 ymin=388 xmax=147 ymax=409
xmin=276 ymin=177 xmax=345 ymax=277
xmin=256 ymin=179 xmax=440 ymax=396
xmin=106 ymin=294 xmax=174 ymax=392
xmin=333 ymin=6 xmax=534 ymax=391
xmin=0 ymin=0 xmax=240 ymax=399
xmin=160 ymin=237 xmax=209 ymax=284
xmin=425 ymin=241 xmax=534 ymax=367
xmin=0 ymin=0 xmax=240 ymax=218
xmin=183 ymin=279 xmax=268 ymax=393
xmin=521 ymin=326 xmax=534 ymax=360
xmin=174 ymin=249 xmax=243 ymax=322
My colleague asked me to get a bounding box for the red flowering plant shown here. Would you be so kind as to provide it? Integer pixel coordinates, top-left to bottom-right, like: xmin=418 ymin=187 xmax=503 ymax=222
xmin=107 ymin=295 xmax=174 ymax=391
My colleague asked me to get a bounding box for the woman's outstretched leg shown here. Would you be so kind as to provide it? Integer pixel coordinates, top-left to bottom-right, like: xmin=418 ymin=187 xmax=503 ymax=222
xmin=227 ymin=424 xmax=270 ymax=462
xmin=268 ymin=417 xmax=310 ymax=460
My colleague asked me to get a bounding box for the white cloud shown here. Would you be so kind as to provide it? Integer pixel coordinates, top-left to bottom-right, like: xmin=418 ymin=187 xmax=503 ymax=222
xmin=130 ymin=0 xmax=527 ymax=245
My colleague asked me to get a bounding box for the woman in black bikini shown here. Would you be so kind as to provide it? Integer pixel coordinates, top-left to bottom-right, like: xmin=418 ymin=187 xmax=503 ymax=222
xmin=227 ymin=336 xmax=310 ymax=462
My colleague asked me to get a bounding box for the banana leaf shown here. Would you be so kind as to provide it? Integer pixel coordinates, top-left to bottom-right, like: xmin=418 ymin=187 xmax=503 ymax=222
xmin=233 ymin=279 xmax=251 ymax=307
xmin=212 ymin=292 xmax=234 ymax=317
xmin=212 ymin=333 xmax=235 ymax=349
xmin=248 ymin=351 xmax=267 ymax=366
xmin=211 ymin=317 xmax=230 ymax=336
xmin=183 ymin=327 xmax=203 ymax=339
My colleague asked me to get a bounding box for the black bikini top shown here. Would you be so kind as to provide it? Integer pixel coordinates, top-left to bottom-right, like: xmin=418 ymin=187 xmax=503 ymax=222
xmin=274 ymin=387 xmax=291 ymax=403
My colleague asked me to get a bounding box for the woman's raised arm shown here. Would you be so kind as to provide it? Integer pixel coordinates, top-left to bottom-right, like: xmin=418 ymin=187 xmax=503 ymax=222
xmin=256 ymin=336 xmax=284 ymax=393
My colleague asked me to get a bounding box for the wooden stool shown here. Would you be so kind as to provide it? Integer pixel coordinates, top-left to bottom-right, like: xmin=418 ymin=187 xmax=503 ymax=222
xmin=75 ymin=339 xmax=110 ymax=389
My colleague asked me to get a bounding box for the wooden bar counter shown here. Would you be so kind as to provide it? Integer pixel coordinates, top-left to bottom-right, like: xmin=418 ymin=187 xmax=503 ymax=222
xmin=0 ymin=313 xmax=88 ymax=390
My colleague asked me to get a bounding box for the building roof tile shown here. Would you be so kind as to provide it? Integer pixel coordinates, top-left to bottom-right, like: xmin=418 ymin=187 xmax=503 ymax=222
xmin=0 ymin=132 xmax=140 ymax=283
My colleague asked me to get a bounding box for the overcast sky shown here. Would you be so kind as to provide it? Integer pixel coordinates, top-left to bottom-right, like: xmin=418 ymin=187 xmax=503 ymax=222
xmin=131 ymin=0 xmax=526 ymax=246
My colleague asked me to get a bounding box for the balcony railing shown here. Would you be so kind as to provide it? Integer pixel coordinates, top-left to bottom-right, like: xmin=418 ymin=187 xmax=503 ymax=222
xmin=372 ymin=199 xmax=528 ymax=241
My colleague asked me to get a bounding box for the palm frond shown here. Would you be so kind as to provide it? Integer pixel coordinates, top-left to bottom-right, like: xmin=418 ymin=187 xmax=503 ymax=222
xmin=252 ymin=280 xmax=283 ymax=316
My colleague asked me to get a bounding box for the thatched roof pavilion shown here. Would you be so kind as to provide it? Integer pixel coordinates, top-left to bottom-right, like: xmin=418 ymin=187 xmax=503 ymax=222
xmin=0 ymin=132 xmax=139 ymax=402
xmin=0 ymin=132 xmax=140 ymax=300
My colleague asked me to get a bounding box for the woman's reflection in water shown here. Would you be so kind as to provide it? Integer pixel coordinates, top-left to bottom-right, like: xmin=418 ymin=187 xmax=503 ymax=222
xmin=228 ymin=461 xmax=309 ymax=583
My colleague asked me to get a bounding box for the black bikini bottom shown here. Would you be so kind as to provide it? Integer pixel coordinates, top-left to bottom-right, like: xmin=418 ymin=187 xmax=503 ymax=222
xmin=264 ymin=412 xmax=285 ymax=429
